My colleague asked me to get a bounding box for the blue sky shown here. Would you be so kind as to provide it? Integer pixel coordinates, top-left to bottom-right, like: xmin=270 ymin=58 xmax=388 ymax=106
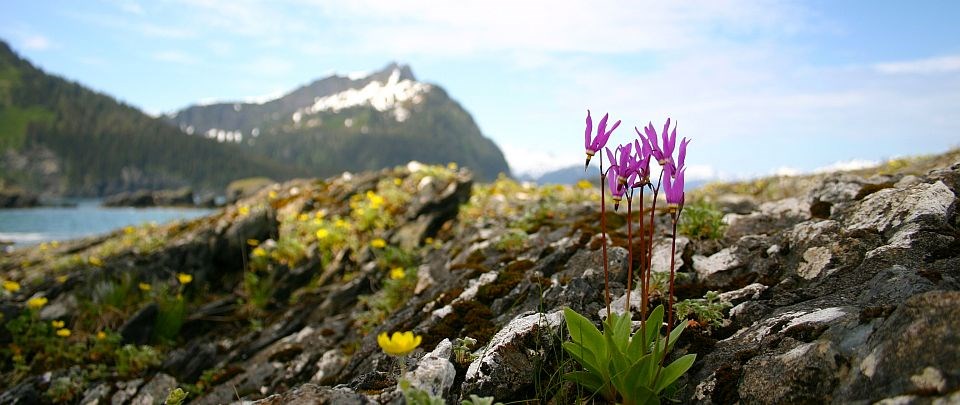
xmin=3 ymin=0 xmax=959 ymax=178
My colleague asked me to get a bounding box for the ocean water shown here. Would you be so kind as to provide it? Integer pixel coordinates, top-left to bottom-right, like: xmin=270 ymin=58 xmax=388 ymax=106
xmin=0 ymin=200 xmax=214 ymax=248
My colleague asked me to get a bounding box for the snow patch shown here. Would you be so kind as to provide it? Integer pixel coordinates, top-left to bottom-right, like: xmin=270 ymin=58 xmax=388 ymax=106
xmin=292 ymin=68 xmax=430 ymax=122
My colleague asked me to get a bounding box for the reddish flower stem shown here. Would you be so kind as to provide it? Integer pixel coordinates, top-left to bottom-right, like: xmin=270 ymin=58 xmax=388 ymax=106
xmin=600 ymin=155 xmax=611 ymax=319
xmin=625 ymin=190 xmax=634 ymax=315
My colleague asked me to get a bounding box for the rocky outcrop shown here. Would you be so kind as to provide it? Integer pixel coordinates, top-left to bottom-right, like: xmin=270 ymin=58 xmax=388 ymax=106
xmin=1 ymin=158 xmax=957 ymax=404
xmin=102 ymin=187 xmax=209 ymax=208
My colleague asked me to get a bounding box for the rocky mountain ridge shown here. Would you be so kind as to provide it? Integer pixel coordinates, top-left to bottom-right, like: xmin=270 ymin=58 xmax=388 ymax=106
xmin=0 ymin=151 xmax=957 ymax=404
xmin=167 ymin=63 xmax=510 ymax=181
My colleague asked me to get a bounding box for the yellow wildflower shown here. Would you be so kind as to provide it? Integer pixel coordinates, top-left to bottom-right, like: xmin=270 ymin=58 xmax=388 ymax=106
xmin=238 ymin=205 xmax=250 ymax=216
xmin=268 ymin=190 xmax=278 ymax=199
xmin=394 ymin=178 xmax=403 ymax=186
xmin=389 ymin=267 xmax=405 ymax=280
xmin=138 ymin=283 xmax=152 ymax=292
xmin=123 ymin=226 xmax=136 ymax=235
xmin=97 ymin=331 xmax=107 ymax=340
xmin=424 ymin=237 xmax=434 ymax=245
xmin=315 ymin=229 xmax=329 ymax=239
xmin=252 ymin=247 xmax=267 ymax=257
xmin=56 ymin=328 xmax=71 ymax=337
xmin=312 ymin=218 xmax=322 ymax=225
xmin=51 ymin=320 xmax=64 ymax=328
xmin=55 ymin=275 xmax=68 ymax=284
xmin=315 ymin=210 xmax=326 ymax=219
xmin=51 ymin=241 xmax=60 ymax=248
xmin=335 ymin=219 xmax=348 ymax=229
xmin=577 ymin=179 xmax=593 ymax=189
xmin=371 ymin=238 xmax=387 ymax=249
xmin=2 ymin=280 xmax=20 ymax=293
xmin=447 ymin=162 xmax=458 ymax=170
xmin=377 ymin=331 xmax=422 ymax=356
xmin=88 ymin=256 xmax=103 ymax=267
xmin=27 ymin=296 xmax=48 ymax=309
xmin=366 ymin=191 xmax=384 ymax=209
xmin=246 ymin=239 xmax=260 ymax=246
xmin=298 ymin=213 xmax=309 ymax=222
xmin=39 ymin=243 xmax=49 ymax=251
xmin=177 ymin=273 xmax=193 ymax=285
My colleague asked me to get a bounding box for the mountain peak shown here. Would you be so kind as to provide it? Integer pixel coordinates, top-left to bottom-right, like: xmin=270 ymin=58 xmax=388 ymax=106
xmin=365 ymin=62 xmax=416 ymax=83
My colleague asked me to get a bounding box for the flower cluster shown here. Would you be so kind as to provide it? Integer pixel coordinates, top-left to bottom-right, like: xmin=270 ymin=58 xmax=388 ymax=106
xmin=585 ymin=111 xmax=690 ymax=210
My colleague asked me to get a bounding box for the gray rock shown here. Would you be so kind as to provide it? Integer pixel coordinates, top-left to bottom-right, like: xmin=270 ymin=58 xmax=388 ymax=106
xmin=79 ymin=383 xmax=112 ymax=405
xmin=650 ymin=236 xmax=689 ymax=274
xmin=252 ymin=384 xmax=373 ymax=405
xmin=725 ymin=197 xmax=810 ymax=239
xmin=119 ymin=304 xmax=158 ymax=345
xmin=130 ymin=373 xmax=177 ymax=405
xmin=311 ymin=349 xmax=348 ymax=385
xmin=713 ymin=194 xmax=758 ymax=214
xmin=111 ymin=379 xmax=143 ymax=405
xmin=718 ymin=283 xmax=767 ymax=305
xmin=693 ymin=247 xmax=745 ymax=289
xmin=844 ymin=181 xmax=955 ymax=235
xmin=739 ymin=340 xmax=843 ymax=404
xmin=38 ymin=293 xmax=77 ymax=321
xmin=837 ymin=291 xmax=960 ymax=401
xmin=407 ymin=338 xmax=456 ymax=398
xmin=461 ymin=310 xmax=564 ymax=399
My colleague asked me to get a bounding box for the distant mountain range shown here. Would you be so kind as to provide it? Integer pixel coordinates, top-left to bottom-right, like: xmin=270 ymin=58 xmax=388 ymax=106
xmin=0 ymin=40 xmax=510 ymax=197
xmin=0 ymin=41 xmax=302 ymax=197
xmin=166 ymin=62 xmax=509 ymax=182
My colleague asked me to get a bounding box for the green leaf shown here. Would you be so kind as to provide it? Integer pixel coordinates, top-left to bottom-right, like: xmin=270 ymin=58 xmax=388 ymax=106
xmin=563 ymin=370 xmax=605 ymax=393
xmin=665 ymin=319 xmax=688 ymax=353
xmin=621 ymin=383 xmax=660 ymax=405
xmin=562 ymin=341 xmax=605 ymax=378
xmin=604 ymin=311 xmax=632 ymax=350
xmin=642 ymin=305 xmax=665 ymax=353
xmin=564 ymin=307 xmax=605 ymax=359
xmin=654 ymin=354 xmax=696 ymax=393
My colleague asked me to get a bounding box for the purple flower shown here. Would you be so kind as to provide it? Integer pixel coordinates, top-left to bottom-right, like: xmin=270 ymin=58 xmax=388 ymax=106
xmin=632 ymin=128 xmax=654 ymax=186
xmin=606 ymin=163 xmax=636 ymax=211
xmin=605 ymin=143 xmax=635 ymax=191
xmin=643 ymin=118 xmax=677 ymax=170
xmin=662 ymin=167 xmax=686 ymax=209
xmin=671 ymin=137 xmax=691 ymax=177
xmin=584 ymin=110 xmax=621 ymax=169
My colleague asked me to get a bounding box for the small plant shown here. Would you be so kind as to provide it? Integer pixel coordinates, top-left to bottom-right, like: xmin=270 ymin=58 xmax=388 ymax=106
xmin=45 ymin=369 xmax=87 ymax=403
xmin=115 ymin=344 xmax=162 ymax=377
xmin=562 ymin=307 xmax=694 ymax=404
xmin=461 ymin=394 xmax=503 ymax=405
xmin=675 ymin=291 xmax=732 ymax=330
xmin=493 ymin=228 xmax=528 ymax=252
xmin=452 ymin=336 xmax=478 ymax=365
xmin=678 ymin=201 xmax=726 ymax=240
xmin=164 ymin=387 xmax=189 ymax=405
xmin=153 ymin=292 xmax=187 ymax=343
xmin=563 ymin=113 xmax=695 ymax=403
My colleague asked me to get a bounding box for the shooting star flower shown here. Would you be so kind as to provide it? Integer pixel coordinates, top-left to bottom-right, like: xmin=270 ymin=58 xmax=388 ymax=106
xmin=584 ymin=110 xmax=621 ymax=169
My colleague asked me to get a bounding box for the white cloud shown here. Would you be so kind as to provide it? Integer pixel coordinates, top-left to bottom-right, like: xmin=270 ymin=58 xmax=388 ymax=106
xmin=500 ymin=143 xmax=572 ymax=178
xmin=813 ymin=159 xmax=879 ymax=173
xmin=873 ymin=55 xmax=960 ymax=75
xmin=22 ymin=34 xmax=51 ymax=50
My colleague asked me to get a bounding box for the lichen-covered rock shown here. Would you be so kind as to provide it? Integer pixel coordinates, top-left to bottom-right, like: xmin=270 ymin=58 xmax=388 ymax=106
xmin=407 ymin=339 xmax=456 ymax=398
xmin=725 ymin=197 xmax=810 ymax=239
xmin=252 ymin=384 xmax=374 ymax=405
xmin=129 ymin=373 xmax=177 ymax=405
xmin=461 ymin=310 xmax=564 ymax=400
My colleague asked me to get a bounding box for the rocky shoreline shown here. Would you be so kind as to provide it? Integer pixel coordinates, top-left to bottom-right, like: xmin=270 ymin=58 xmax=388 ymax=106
xmin=0 ymin=157 xmax=957 ymax=404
